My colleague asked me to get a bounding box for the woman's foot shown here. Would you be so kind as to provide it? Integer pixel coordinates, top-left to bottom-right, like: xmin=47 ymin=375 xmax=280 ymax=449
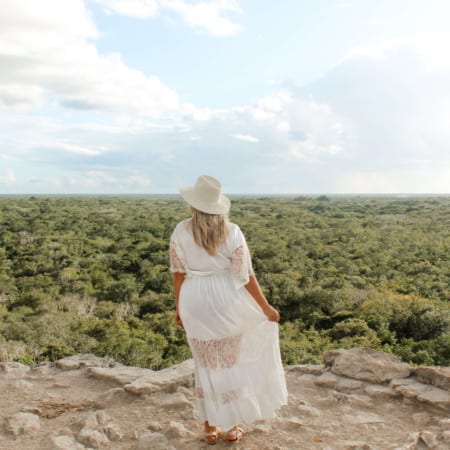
xmin=204 ymin=422 xmax=222 ymax=445
xmin=226 ymin=425 xmax=244 ymax=442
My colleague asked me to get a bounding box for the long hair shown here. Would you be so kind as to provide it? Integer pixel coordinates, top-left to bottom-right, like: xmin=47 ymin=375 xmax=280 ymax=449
xmin=190 ymin=208 xmax=229 ymax=255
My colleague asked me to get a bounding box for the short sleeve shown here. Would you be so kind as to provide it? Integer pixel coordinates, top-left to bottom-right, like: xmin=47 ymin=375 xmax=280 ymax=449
xmin=169 ymin=229 xmax=187 ymax=274
xmin=230 ymin=226 xmax=254 ymax=289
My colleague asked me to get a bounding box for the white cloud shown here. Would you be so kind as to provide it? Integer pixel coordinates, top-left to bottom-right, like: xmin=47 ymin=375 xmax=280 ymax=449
xmin=92 ymin=0 xmax=159 ymax=18
xmin=0 ymin=168 xmax=16 ymax=185
xmin=92 ymin=0 xmax=242 ymax=36
xmin=0 ymin=0 xmax=179 ymax=116
xmin=232 ymin=134 xmax=259 ymax=143
xmin=161 ymin=0 xmax=242 ymax=36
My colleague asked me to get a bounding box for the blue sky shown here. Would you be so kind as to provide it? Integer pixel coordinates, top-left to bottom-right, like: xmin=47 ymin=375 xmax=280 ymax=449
xmin=0 ymin=0 xmax=449 ymax=194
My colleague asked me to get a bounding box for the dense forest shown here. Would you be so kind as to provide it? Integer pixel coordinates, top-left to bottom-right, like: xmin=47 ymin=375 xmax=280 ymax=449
xmin=0 ymin=195 xmax=449 ymax=368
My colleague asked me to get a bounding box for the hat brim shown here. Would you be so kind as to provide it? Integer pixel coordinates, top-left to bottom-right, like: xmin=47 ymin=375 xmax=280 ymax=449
xmin=180 ymin=186 xmax=230 ymax=215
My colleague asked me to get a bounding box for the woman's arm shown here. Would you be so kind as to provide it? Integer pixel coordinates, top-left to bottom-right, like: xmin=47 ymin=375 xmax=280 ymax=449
xmin=173 ymin=272 xmax=186 ymax=326
xmin=245 ymin=275 xmax=280 ymax=322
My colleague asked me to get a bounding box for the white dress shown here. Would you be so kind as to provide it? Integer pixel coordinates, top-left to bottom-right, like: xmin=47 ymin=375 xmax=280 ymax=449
xmin=170 ymin=219 xmax=288 ymax=430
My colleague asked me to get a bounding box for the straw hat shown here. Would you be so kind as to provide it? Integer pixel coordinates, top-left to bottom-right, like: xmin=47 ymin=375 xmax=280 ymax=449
xmin=180 ymin=175 xmax=230 ymax=215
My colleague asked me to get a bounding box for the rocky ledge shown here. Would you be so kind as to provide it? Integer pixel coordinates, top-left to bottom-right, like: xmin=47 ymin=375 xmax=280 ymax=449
xmin=1 ymin=347 xmax=449 ymax=450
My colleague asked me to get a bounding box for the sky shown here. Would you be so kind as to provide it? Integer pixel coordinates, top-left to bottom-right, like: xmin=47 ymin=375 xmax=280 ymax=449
xmin=0 ymin=0 xmax=449 ymax=194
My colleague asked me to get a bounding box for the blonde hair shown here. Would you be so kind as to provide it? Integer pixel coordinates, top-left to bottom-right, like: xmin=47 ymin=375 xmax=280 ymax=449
xmin=190 ymin=208 xmax=229 ymax=255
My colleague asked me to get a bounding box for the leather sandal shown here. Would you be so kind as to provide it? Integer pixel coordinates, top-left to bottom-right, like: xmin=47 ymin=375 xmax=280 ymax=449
xmin=226 ymin=426 xmax=244 ymax=442
xmin=205 ymin=428 xmax=222 ymax=445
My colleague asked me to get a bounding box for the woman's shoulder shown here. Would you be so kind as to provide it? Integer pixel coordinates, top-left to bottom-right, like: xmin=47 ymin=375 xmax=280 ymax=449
xmin=172 ymin=218 xmax=191 ymax=236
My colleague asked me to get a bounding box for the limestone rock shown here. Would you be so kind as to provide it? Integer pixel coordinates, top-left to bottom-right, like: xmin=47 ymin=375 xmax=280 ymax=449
xmin=314 ymin=372 xmax=338 ymax=388
xmin=415 ymin=366 xmax=450 ymax=392
xmin=104 ymin=423 xmax=123 ymax=442
xmin=135 ymin=431 xmax=176 ymax=450
xmin=158 ymin=392 xmax=192 ymax=408
xmin=88 ymin=366 xmax=151 ymax=386
xmin=438 ymin=418 xmax=450 ymax=430
xmin=6 ymin=412 xmax=40 ymax=435
xmin=297 ymin=404 xmax=321 ymax=418
xmin=46 ymin=435 xmax=86 ymax=450
xmin=0 ymin=362 xmax=30 ymax=378
xmin=411 ymin=412 xmax=432 ymax=426
xmin=286 ymin=364 xmax=324 ymax=375
xmin=323 ymin=347 xmax=411 ymax=383
xmin=364 ymin=384 xmax=399 ymax=400
xmin=124 ymin=359 xmax=194 ymax=395
xmin=392 ymin=380 xmax=450 ymax=410
xmin=56 ymin=354 xmax=115 ymax=370
xmin=166 ymin=420 xmax=195 ymax=438
xmin=78 ymin=428 xmax=109 ymax=448
xmin=335 ymin=377 xmax=364 ymax=392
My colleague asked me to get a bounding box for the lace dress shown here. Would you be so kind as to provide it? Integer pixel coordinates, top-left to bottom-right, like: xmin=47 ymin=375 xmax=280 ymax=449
xmin=170 ymin=219 xmax=288 ymax=430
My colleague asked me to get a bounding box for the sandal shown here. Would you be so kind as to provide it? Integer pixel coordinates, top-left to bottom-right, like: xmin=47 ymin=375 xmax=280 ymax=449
xmin=226 ymin=426 xmax=244 ymax=442
xmin=205 ymin=427 xmax=222 ymax=445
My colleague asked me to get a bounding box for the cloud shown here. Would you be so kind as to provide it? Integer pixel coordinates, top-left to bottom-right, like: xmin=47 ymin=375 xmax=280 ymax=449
xmin=0 ymin=0 xmax=179 ymax=116
xmin=0 ymin=168 xmax=16 ymax=185
xmin=161 ymin=0 xmax=242 ymax=36
xmin=92 ymin=0 xmax=242 ymax=36
xmin=232 ymin=134 xmax=259 ymax=143
xmin=92 ymin=0 xmax=159 ymax=18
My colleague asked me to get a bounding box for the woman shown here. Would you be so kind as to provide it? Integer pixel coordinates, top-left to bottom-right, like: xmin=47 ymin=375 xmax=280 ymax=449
xmin=170 ymin=175 xmax=288 ymax=444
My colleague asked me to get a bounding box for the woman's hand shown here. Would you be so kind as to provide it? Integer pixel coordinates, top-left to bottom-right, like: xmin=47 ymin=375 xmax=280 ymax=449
xmin=263 ymin=305 xmax=280 ymax=322
xmin=175 ymin=311 xmax=183 ymax=327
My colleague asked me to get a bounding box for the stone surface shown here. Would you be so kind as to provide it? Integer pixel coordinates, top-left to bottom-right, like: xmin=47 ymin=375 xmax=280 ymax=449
xmin=135 ymin=431 xmax=176 ymax=450
xmin=56 ymin=354 xmax=115 ymax=371
xmin=415 ymin=366 xmax=450 ymax=392
xmin=46 ymin=435 xmax=86 ymax=450
xmin=166 ymin=420 xmax=195 ymax=438
xmin=158 ymin=392 xmax=192 ymax=408
xmin=87 ymin=366 xmax=151 ymax=386
xmin=5 ymin=412 xmax=40 ymax=435
xmin=323 ymin=347 xmax=412 ymax=383
xmin=0 ymin=362 xmax=30 ymax=378
xmin=364 ymin=384 xmax=398 ymax=400
xmin=314 ymin=372 xmax=338 ymax=388
xmin=78 ymin=428 xmax=109 ymax=448
xmin=124 ymin=359 xmax=194 ymax=395
xmin=286 ymin=364 xmax=324 ymax=375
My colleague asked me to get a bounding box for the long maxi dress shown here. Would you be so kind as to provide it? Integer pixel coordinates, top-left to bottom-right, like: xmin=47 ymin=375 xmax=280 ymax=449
xmin=170 ymin=219 xmax=288 ymax=430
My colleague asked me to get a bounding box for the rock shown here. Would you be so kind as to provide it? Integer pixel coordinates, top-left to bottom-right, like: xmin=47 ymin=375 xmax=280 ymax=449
xmin=0 ymin=361 xmax=30 ymax=378
xmin=297 ymin=404 xmax=321 ymax=418
xmin=346 ymin=394 xmax=373 ymax=408
xmin=323 ymin=347 xmax=412 ymax=383
xmin=364 ymin=384 xmax=398 ymax=400
xmin=12 ymin=379 xmax=33 ymax=391
xmin=56 ymin=354 xmax=115 ymax=370
xmin=166 ymin=420 xmax=195 ymax=438
xmin=104 ymin=423 xmax=123 ymax=442
xmin=314 ymin=372 xmax=338 ymax=388
xmin=411 ymin=412 xmax=432 ymax=426
xmin=124 ymin=359 xmax=194 ymax=395
xmin=88 ymin=366 xmax=151 ymax=386
xmin=415 ymin=366 xmax=450 ymax=391
xmin=438 ymin=418 xmax=450 ymax=430
xmin=135 ymin=431 xmax=176 ymax=450
xmin=95 ymin=410 xmax=112 ymax=426
xmin=158 ymin=392 xmax=192 ymax=408
xmin=441 ymin=430 xmax=450 ymax=443
xmin=341 ymin=412 xmax=384 ymax=424
xmin=336 ymin=377 xmax=364 ymax=392
xmin=416 ymin=386 xmax=450 ymax=411
xmin=46 ymin=435 xmax=86 ymax=450
xmin=418 ymin=430 xmax=438 ymax=448
xmin=340 ymin=443 xmax=374 ymax=450
xmin=5 ymin=412 xmax=40 ymax=435
xmin=286 ymin=364 xmax=324 ymax=375
xmin=176 ymin=386 xmax=193 ymax=397
xmin=147 ymin=421 xmax=164 ymax=431
xmin=392 ymin=380 xmax=450 ymax=410
xmin=96 ymin=387 xmax=129 ymax=404
xmin=78 ymin=428 xmax=109 ymax=448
